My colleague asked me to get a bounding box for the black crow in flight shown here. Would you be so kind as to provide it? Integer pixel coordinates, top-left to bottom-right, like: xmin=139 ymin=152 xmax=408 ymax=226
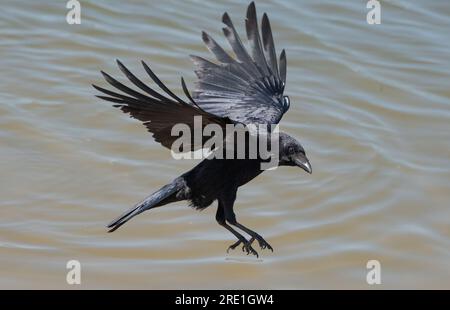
xmin=93 ymin=2 xmax=311 ymax=257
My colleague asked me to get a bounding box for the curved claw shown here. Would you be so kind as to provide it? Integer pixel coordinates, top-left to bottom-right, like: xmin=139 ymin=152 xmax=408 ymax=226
xmin=242 ymin=242 xmax=259 ymax=258
xmin=253 ymin=236 xmax=274 ymax=252
xmin=257 ymin=239 xmax=273 ymax=252
xmin=227 ymin=240 xmax=242 ymax=253
xmin=227 ymin=239 xmax=259 ymax=258
xmin=244 ymin=244 xmax=259 ymax=258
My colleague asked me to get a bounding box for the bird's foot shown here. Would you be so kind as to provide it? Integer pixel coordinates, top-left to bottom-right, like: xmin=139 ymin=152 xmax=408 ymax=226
xmin=241 ymin=241 xmax=259 ymax=258
xmin=227 ymin=240 xmax=242 ymax=252
xmin=227 ymin=239 xmax=259 ymax=258
xmin=249 ymin=236 xmax=274 ymax=252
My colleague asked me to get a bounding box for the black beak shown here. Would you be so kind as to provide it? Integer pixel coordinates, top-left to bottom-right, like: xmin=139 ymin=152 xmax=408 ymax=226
xmin=293 ymin=154 xmax=312 ymax=174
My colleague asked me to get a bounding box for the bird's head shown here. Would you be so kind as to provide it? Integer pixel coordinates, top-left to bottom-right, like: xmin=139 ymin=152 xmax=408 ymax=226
xmin=278 ymin=132 xmax=312 ymax=174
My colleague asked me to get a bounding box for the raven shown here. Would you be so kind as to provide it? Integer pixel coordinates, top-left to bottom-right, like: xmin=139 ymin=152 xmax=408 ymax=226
xmin=93 ymin=2 xmax=311 ymax=257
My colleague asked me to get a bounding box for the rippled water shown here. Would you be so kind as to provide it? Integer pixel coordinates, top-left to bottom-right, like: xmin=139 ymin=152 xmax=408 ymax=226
xmin=1 ymin=0 xmax=450 ymax=289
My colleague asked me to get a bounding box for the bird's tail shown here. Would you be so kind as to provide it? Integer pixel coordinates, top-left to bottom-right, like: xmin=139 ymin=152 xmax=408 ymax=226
xmin=107 ymin=180 xmax=184 ymax=232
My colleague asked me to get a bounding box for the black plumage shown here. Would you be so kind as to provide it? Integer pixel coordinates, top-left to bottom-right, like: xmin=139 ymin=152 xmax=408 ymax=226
xmin=93 ymin=2 xmax=311 ymax=257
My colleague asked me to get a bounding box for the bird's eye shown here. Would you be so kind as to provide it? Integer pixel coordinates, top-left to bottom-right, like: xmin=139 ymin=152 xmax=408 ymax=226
xmin=288 ymin=146 xmax=295 ymax=155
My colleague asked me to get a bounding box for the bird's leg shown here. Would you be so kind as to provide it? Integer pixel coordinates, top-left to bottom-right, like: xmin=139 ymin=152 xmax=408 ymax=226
xmin=216 ymin=204 xmax=252 ymax=254
xmin=223 ymin=205 xmax=273 ymax=253
xmin=231 ymin=222 xmax=273 ymax=252
xmin=219 ymin=190 xmax=271 ymax=253
xmin=218 ymin=200 xmax=259 ymax=257
xmin=224 ymin=230 xmax=251 ymax=254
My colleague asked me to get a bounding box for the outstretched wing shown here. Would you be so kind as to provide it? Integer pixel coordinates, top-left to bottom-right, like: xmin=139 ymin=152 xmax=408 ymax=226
xmin=192 ymin=2 xmax=289 ymax=125
xmin=93 ymin=60 xmax=232 ymax=152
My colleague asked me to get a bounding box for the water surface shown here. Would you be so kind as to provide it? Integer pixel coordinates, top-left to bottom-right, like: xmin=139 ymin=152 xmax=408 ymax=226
xmin=1 ymin=0 xmax=450 ymax=289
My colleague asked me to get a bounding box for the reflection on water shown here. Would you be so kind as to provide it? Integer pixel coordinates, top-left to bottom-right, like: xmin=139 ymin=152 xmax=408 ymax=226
xmin=1 ymin=0 xmax=450 ymax=289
